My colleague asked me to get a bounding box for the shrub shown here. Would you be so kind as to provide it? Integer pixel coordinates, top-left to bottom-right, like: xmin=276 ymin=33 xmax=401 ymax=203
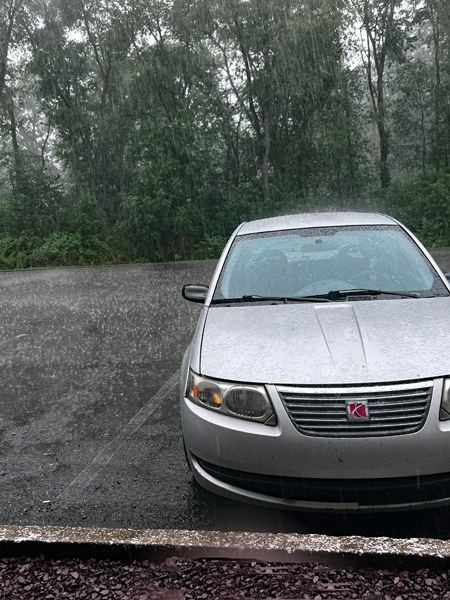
xmin=192 ymin=235 xmax=227 ymax=260
xmin=32 ymin=233 xmax=81 ymax=266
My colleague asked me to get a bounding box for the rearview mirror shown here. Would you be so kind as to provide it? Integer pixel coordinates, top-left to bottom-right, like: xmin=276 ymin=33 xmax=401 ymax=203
xmin=182 ymin=284 xmax=209 ymax=303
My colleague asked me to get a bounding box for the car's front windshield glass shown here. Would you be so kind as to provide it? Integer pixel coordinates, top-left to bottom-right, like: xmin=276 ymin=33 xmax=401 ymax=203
xmin=213 ymin=225 xmax=449 ymax=301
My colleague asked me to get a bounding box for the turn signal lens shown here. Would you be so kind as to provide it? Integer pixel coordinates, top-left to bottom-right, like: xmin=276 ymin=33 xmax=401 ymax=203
xmin=188 ymin=371 xmax=222 ymax=409
xmin=194 ymin=380 xmax=222 ymax=408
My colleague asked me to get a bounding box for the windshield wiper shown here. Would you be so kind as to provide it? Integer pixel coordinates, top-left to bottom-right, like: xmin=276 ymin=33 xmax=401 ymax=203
xmin=211 ymin=289 xmax=423 ymax=305
xmin=326 ymin=288 xmax=421 ymax=300
xmin=211 ymin=294 xmax=331 ymax=305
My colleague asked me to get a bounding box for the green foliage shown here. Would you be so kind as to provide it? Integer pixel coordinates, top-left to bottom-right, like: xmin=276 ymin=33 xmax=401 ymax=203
xmin=0 ymin=235 xmax=23 ymax=269
xmin=4 ymin=164 xmax=64 ymax=239
xmin=375 ymin=171 xmax=450 ymax=246
xmin=213 ymin=187 xmax=265 ymax=235
xmin=0 ymin=232 xmax=37 ymax=269
xmin=1 ymin=0 xmax=450 ymax=271
xmin=61 ymin=192 xmax=106 ymax=239
xmin=120 ymin=154 xmax=206 ymax=261
xmin=192 ymin=235 xmax=228 ymax=260
xmin=31 ymin=232 xmax=81 ymax=265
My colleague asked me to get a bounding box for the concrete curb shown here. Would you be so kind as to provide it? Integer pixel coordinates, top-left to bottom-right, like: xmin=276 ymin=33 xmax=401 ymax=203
xmin=1 ymin=526 xmax=450 ymax=570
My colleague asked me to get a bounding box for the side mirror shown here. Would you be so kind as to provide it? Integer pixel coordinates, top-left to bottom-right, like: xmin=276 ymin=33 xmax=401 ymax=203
xmin=182 ymin=284 xmax=209 ymax=303
xmin=444 ymin=273 xmax=450 ymax=283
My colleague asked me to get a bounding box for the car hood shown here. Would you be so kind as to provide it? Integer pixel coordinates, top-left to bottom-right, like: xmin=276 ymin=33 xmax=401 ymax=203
xmin=199 ymin=298 xmax=450 ymax=385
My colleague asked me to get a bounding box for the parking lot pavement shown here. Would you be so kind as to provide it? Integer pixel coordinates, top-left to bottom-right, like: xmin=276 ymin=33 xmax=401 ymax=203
xmin=0 ymin=262 xmax=214 ymax=530
xmin=3 ymin=258 xmax=450 ymax=541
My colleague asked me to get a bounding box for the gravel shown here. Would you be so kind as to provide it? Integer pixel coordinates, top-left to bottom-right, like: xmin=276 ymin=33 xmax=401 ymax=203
xmin=1 ymin=556 xmax=450 ymax=599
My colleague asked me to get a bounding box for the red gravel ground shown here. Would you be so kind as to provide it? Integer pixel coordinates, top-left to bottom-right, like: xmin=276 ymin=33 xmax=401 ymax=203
xmin=1 ymin=555 xmax=450 ymax=599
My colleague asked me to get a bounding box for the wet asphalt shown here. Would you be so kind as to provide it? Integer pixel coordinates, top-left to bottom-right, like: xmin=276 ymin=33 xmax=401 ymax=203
xmin=2 ymin=259 xmax=450 ymax=541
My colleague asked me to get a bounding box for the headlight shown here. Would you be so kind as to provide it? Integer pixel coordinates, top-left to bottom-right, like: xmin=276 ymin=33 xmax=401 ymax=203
xmin=440 ymin=378 xmax=450 ymax=420
xmin=186 ymin=370 xmax=276 ymax=426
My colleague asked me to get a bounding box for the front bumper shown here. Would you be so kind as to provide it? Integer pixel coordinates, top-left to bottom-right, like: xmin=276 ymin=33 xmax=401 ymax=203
xmin=181 ymin=378 xmax=450 ymax=510
xmin=191 ymin=453 xmax=450 ymax=510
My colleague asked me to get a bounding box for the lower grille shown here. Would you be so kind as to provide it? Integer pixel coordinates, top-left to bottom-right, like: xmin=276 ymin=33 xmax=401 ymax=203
xmin=277 ymin=381 xmax=433 ymax=438
xmin=197 ymin=457 xmax=450 ymax=506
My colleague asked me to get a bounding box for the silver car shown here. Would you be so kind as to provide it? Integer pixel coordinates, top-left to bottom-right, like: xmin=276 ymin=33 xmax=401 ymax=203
xmin=180 ymin=212 xmax=450 ymax=511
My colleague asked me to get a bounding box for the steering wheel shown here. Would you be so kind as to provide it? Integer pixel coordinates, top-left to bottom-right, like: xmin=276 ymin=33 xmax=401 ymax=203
xmin=297 ymin=279 xmax=353 ymax=296
xmin=336 ymin=244 xmax=361 ymax=257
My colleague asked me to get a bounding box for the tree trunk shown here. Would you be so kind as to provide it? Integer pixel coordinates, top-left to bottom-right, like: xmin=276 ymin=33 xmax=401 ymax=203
xmin=377 ymin=115 xmax=390 ymax=187
xmin=342 ymin=66 xmax=356 ymax=196
xmin=102 ymin=141 xmax=107 ymax=212
xmin=375 ymin=54 xmax=390 ymax=187
xmin=363 ymin=0 xmax=397 ymax=187
xmin=261 ymin=106 xmax=270 ymax=201
xmin=8 ymin=96 xmax=20 ymax=169
xmin=431 ymin=4 xmax=442 ymax=170
xmin=0 ymin=0 xmax=20 ymax=102
xmin=373 ymin=122 xmax=381 ymax=187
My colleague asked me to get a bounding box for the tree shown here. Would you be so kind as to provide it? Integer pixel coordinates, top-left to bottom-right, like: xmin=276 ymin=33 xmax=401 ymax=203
xmin=419 ymin=0 xmax=450 ymax=170
xmin=390 ymin=57 xmax=433 ymax=173
xmin=353 ymin=0 xmax=412 ymax=186
xmin=0 ymin=0 xmax=24 ymax=101
xmin=25 ymin=0 xmax=138 ymax=217
xmin=193 ymin=0 xmax=348 ymax=201
xmin=123 ymin=29 xmax=227 ymax=257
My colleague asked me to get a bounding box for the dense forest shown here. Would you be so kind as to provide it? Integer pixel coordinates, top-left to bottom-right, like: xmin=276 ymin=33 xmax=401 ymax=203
xmin=0 ymin=0 xmax=449 ymax=267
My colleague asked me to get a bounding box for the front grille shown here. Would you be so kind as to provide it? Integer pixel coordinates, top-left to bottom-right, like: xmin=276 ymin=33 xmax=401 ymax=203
xmin=278 ymin=381 xmax=433 ymax=438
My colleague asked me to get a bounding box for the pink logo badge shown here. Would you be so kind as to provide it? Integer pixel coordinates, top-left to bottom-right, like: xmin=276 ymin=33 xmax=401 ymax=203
xmin=346 ymin=401 xmax=370 ymax=422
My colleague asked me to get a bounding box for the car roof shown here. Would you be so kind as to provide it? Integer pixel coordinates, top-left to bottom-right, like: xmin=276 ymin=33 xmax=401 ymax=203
xmin=237 ymin=212 xmax=397 ymax=235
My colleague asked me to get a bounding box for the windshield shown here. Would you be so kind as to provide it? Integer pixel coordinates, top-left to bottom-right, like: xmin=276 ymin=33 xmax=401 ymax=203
xmin=213 ymin=225 xmax=448 ymax=301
